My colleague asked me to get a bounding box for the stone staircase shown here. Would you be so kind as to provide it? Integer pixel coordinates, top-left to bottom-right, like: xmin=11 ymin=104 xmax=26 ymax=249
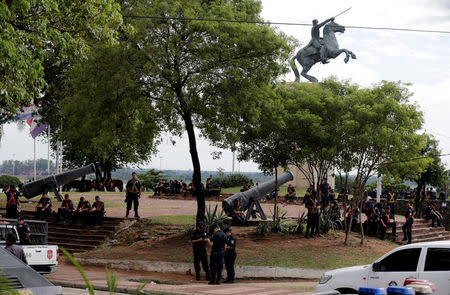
xmin=18 ymin=210 xmax=128 ymax=253
xmin=385 ymin=218 xmax=450 ymax=244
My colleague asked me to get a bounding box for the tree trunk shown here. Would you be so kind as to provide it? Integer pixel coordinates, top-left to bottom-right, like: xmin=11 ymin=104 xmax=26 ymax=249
xmin=359 ymin=197 xmax=365 ymax=245
xmin=273 ymin=168 xmax=278 ymax=220
xmin=182 ymin=112 xmax=205 ymax=222
xmin=414 ymin=181 xmax=425 ymax=218
xmin=344 ymin=202 xmax=353 ymax=245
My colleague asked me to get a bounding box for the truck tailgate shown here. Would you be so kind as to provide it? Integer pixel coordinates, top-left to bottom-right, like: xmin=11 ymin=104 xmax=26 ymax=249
xmin=23 ymin=245 xmax=58 ymax=266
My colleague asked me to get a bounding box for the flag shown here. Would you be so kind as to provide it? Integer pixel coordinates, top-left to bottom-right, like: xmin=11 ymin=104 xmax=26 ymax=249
xmin=27 ymin=117 xmax=48 ymax=139
xmin=16 ymin=104 xmax=40 ymax=121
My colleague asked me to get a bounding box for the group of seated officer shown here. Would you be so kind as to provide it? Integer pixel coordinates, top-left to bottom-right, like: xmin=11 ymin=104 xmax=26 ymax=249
xmin=361 ymin=198 xmax=397 ymax=241
xmin=154 ymin=179 xmax=187 ymax=196
xmin=153 ymin=178 xmax=221 ymax=198
xmin=35 ymin=193 xmax=105 ymax=226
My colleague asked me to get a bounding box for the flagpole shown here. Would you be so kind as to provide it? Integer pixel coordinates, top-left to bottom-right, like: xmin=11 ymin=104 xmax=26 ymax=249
xmin=33 ymin=137 xmax=37 ymax=181
xmin=47 ymin=126 xmax=50 ymax=176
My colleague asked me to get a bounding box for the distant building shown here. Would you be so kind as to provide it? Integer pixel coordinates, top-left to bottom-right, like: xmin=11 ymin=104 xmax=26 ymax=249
xmin=277 ymin=164 xmax=335 ymax=190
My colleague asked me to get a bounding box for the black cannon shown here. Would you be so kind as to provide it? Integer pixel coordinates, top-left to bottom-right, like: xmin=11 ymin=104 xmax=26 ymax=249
xmin=20 ymin=164 xmax=96 ymax=201
xmin=222 ymin=171 xmax=294 ymax=220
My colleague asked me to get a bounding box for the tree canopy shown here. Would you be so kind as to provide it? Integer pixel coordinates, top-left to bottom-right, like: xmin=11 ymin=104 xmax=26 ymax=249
xmin=122 ymin=0 xmax=295 ymax=220
xmin=55 ymin=43 xmax=161 ymax=180
xmin=0 ymin=0 xmax=124 ymax=122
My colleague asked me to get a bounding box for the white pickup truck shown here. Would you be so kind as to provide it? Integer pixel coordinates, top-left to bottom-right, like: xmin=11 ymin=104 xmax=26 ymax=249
xmin=0 ymin=224 xmax=58 ymax=274
xmin=316 ymin=241 xmax=450 ymax=295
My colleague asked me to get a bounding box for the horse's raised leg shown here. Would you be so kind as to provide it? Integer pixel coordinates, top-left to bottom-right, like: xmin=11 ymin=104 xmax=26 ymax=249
xmin=301 ymin=63 xmax=318 ymax=83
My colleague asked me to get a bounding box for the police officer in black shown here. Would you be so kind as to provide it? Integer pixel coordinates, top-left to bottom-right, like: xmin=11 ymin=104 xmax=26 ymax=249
xmin=191 ymin=221 xmax=210 ymax=281
xmin=379 ymin=206 xmax=397 ymax=241
xmin=17 ymin=216 xmax=31 ymax=245
xmin=402 ymin=201 xmax=415 ymax=244
xmin=305 ymin=192 xmax=319 ymax=238
xmin=3 ymin=184 xmax=20 ymax=219
xmin=207 ymin=224 xmax=227 ymax=285
xmin=126 ymin=172 xmax=141 ymax=219
xmin=223 ymin=228 xmax=237 ymax=284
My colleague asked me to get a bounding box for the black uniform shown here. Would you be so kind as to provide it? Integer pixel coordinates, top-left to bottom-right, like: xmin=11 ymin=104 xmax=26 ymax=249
xmin=90 ymin=200 xmax=105 ymax=225
xmin=75 ymin=200 xmax=91 ymax=223
xmin=305 ymin=197 xmax=319 ymax=238
xmin=387 ymin=192 xmax=396 ymax=214
xmin=57 ymin=199 xmax=74 ymax=224
xmin=402 ymin=206 xmax=415 ymax=244
xmin=17 ymin=223 xmax=31 ymax=245
xmin=126 ymin=178 xmax=141 ymax=217
xmin=37 ymin=197 xmax=52 ymax=220
xmin=224 ymin=234 xmax=237 ymax=283
xmin=209 ymin=230 xmax=227 ymax=284
xmin=380 ymin=210 xmax=396 ymax=240
xmin=191 ymin=229 xmax=210 ymax=280
xmin=320 ymin=182 xmax=330 ymax=207
xmin=5 ymin=190 xmax=19 ymax=219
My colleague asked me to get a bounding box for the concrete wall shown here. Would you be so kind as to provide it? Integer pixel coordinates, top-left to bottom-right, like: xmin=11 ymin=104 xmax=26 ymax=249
xmin=277 ymin=164 xmax=335 ymax=190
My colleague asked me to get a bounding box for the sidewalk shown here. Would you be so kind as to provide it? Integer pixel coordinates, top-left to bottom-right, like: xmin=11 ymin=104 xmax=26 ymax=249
xmin=46 ymin=263 xmax=317 ymax=295
xmin=75 ymin=258 xmax=325 ymax=280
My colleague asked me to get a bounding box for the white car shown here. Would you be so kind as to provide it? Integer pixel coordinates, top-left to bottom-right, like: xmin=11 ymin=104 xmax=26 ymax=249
xmin=0 ymin=224 xmax=58 ymax=274
xmin=316 ymin=241 xmax=450 ymax=295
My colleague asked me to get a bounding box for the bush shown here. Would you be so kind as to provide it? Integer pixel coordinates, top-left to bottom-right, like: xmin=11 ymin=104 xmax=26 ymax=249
xmin=255 ymin=209 xmax=306 ymax=236
xmin=214 ymin=169 xmax=250 ymax=188
xmin=0 ymin=174 xmax=21 ymax=188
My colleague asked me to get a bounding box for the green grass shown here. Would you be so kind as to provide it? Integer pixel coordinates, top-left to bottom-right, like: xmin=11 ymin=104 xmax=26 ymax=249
xmin=149 ymin=215 xmax=196 ymax=225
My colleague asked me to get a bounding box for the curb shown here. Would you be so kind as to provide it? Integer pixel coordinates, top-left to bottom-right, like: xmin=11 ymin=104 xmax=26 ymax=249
xmin=76 ymin=258 xmax=325 ymax=280
xmin=50 ymin=280 xmax=192 ymax=295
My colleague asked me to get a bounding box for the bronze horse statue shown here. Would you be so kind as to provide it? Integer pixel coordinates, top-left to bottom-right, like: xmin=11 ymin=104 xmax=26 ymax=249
xmin=291 ymin=21 xmax=356 ymax=82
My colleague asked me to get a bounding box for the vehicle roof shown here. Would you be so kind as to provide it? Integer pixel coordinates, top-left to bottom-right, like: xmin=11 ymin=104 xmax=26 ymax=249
xmin=398 ymin=241 xmax=450 ymax=249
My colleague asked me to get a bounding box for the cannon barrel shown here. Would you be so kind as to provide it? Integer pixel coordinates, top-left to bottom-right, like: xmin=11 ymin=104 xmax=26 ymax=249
xmin=222 ymin=171 xmax=293 ymax=216
xmin=20 ymin=164 xmax=96 ymax=199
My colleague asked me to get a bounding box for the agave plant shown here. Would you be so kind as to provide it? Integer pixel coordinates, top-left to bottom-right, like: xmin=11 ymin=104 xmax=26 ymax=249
xmin=204 ymin=204 xmax=229 ymax=235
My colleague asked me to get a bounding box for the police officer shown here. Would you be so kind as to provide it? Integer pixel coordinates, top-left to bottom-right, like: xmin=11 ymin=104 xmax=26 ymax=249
xmin=3 ymin=184 xmax=19 ymax=219
xmin=387 ymin=189 xmax=397 ymax=215
xmin=207 ymin=224 xmax=227 ymax=285
xmin=125 ymin=172 xmax=141 ymax=219
xmin=36 ymin=193 xmax=52 ymax=220
xmin=402 ymin=201 xmax=415 ymax=244
xmin=90 ymin=195 xmax=105 ymax=225
xmin=56 ymin=194 xmax=74 ymax=225
xmin=190 ymin=221 xmax=210 ymax=281
xmin=305 ymin=192 xmax=319 ymax=238
xmin=74 ymin=196 xmax=91 ymax=224
xmin=223 ymin=228 xmax=237 ymax=284
xmin=379 ymin=206 xmax=397 ymax=241
xmin=17 ymin=216 xmax=31 ymax=245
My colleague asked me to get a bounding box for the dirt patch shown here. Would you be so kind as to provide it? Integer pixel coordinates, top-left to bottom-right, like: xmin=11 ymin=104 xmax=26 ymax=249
xmin=78 ymin=221 xmax=396 ymax=270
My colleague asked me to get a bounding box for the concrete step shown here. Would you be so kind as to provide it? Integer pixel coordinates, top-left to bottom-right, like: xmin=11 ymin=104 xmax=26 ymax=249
xmin=48 ymin=236 xmax=105 ymax=244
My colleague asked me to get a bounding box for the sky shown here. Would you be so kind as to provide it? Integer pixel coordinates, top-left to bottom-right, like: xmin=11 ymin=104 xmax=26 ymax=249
xmin=1 ymin=0 xmax=450 ymax=172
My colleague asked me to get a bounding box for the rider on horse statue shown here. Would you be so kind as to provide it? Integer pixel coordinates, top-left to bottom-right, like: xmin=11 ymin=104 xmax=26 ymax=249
xmin=308 ymin=17 xmax=335 ymax=64
xmin=290 ymin=9 xmax=356 ymax=83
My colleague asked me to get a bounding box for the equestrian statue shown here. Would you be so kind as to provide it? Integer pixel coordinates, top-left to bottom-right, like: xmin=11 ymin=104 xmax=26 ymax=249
xmin=291 ymin=10 xmax=357 ymax=83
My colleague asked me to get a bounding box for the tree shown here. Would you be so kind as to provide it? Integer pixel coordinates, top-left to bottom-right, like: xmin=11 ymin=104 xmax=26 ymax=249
xmin=54 ymin=43 xmax=161 ymax=180
xmin=138 ymin=169 xmax=163 ymax=191
xmin=0 ymin=0 xmax=124 ymax=122
xmin=126 ymin=0 xmax=294 ymax=221
xmin=340 ymin=81 xmax=426 ymax=244
xmin=404 ymin=135 xmax=447 ymax=216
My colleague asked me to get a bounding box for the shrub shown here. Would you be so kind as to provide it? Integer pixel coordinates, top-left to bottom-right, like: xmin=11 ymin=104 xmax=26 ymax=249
xmin=0 ymin=175 xmax=21 ymax=188
xmin=204 ymin=204 xmax=229 ymax=235
xmin=214 ymin=169 xmax=250 ymax=188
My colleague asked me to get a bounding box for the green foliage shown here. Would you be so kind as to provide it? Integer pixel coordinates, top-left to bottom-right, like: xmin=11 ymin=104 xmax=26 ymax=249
xmin=204 ymin=204 xmax=229 ymax=235
xmin=54 ymin=43 xmax=161 ymax=177
xmin=255 ymin=209 xmax=306 ymax=235
xmin=106 ymin=267 xmax=118 ymax=295
xmin=0 ymin=175 xmax=21 ymax=188
xmin=138 ymin=169 xmax=163 ymax=191
xmin=0 ymin=0 xmax=124 ymax=122
xmin=0 ymin=159 xmax=55 ymax=176
xmin=214 ymin=169 xmax=250 ymax=188
xmin=319 ymin=207 xmax=339 ymax=234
